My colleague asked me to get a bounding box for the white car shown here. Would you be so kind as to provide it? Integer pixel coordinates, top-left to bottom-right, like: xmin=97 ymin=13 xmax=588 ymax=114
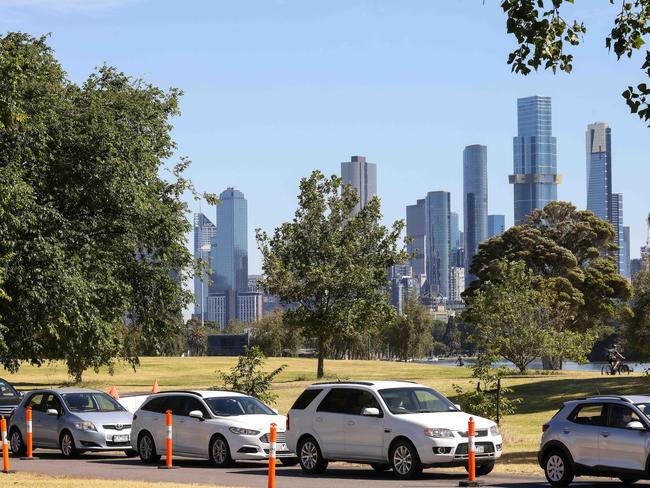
xmin=130 ymin=390 xmax=297 ymax=466
xmin=286 ymin=381 xmax=503 ymax=479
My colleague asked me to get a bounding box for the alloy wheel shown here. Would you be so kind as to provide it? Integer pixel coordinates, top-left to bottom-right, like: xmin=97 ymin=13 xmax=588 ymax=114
xmin=139 ymin=435 xmax=153 ymax=460
xmin=300 ymin=441 xmax=318 ymax=470
xmin=393 ymin=445 xmax=413 ymax=475
xmin=546 ymin=454 xmax=565 ymax=482
xmin=212 ymin=438 xmax=227 ymax=465
xmin=61 ymin=433 xmax=73 ymax=457
xmin=10 ymin=430 xmax=22 ymax=454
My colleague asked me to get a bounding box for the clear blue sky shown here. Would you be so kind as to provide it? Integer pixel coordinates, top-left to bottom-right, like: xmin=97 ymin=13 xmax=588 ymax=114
xmin=4 ymin=0 xmax=649 ymax=273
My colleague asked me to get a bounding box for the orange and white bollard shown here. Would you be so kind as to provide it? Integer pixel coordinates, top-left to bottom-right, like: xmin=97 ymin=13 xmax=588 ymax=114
xmin=158 ymin=409 xmax=177 ymax=469
xmin=21 ymin=406 xmax=34 ymax=460
xmin=267 ymin=423 xmax=277 ymax=488
xmin=1 ymin=416 xmax=12 ymax=474
xmin=459 ymin=416 xmax=483 ymax=487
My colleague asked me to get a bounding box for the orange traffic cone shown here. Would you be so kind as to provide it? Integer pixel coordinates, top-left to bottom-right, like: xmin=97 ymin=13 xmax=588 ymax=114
xmin=151 ymin=379 xmax=160 ymax=394
xmin=108 ymin=385 xmax=119 ymax=400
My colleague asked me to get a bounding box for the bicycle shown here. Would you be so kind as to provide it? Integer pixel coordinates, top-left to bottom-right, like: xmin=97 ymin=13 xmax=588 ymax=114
xmin=601 ymin=362 xmax=633 ymax=375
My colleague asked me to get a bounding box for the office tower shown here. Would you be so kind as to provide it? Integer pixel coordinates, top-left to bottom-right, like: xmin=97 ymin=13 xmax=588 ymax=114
xmin=631 ymin=259 xmax=642 ymax=280
xmin=449 ymin=267 xmax=465 ymax=302
xmin=237 ymin=292 xmax=264 ymax=324
xmin=193 ymin=213 xmax=217 ymax=316
xmin=211 ymin=187 xmax=248 ymax=294
xmin=622 ymin=226 xmax=631 ymax=279
xmin=406 ymin=199 xmax=427 ymax=278
xmin=388 ymin=265 xmax=420 ymax=315
xmin=586 ymin=122 xmax=612 ymax=221
xmin=488 ymin=215 xmax=506 ymax=238
xmin=424 ymin=191 xmax=451 ymax=300
xmin=463 ymin=145 xmax=488 ymax=283
xmin=340 ymin=155 xmax=377 ymax=214
xmin=611 ymin=193 xmax=624 ymax=274
xmin=247 ymin=275 xmax=263 ymax=293
xmin=509 ymin=96 xmax=561 ymax=224
xmin=450 ymin=212 xmax=461 ymax=250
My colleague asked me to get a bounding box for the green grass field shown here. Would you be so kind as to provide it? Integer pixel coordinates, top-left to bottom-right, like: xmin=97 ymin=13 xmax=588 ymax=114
xmin=4 ymin=356 xmax=650 ymax=474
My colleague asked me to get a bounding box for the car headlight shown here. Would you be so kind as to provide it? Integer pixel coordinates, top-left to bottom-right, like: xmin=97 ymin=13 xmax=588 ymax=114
xmin=74 ymin=421 xmax=97 ymax=432
xmin=490 ymin=424 xmax=500 ymax=436
xmin=424 ymin=428 xmax=454 ymax=438
xmin=229 ymin=427 xmax=260 ymax=436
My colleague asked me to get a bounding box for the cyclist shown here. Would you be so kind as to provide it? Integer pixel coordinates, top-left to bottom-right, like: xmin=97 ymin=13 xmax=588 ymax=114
xmin=606 ymin=344 xmax=626 ymax=374
xmin=456 ymin=355 xmax=464 ymax=367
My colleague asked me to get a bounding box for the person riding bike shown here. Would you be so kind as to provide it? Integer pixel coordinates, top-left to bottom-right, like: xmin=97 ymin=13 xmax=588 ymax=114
xmin=606 ymin=344 xmax=626 ymax=373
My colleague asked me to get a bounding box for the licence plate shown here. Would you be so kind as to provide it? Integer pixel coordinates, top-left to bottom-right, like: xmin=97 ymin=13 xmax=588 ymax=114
xmin=475 ymin=445 xmax=484 ymax=454
xmin=113 ymin=434 xmax=129 ymax=443
xmin=277 ymin=443 xmax=288 ymax=452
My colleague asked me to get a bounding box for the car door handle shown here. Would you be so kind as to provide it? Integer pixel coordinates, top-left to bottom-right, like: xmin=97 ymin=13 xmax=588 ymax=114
xmin=600 ymin=431 xmax=610 ymax=437
xmin=347 ymin=420 xmax=355 ymax=426
xmin=562 ymin=428 xmax=571 ymax=434
xmin=315 ymin=417 xmax=322 ymax=423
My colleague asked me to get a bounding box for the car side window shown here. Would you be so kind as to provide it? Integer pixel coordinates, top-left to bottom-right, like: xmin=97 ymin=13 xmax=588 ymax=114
xmin=346 ymin=389 xmax=382 ymax=416
xmin=44 ymin=394 xmax=64 ymax=415
xmin=569 ymin=404 xmax=606 ymax=426
xmin=26 ymin=393 xmax=46 ymax=411
xmin=182 ymin=397 xmax=209 ymax=418
xmin=316 ymin=388 xmax=349 ymax=414
xmin=607 ymin=404 xmax=644 ymax=430
xmin=142 ymin=397 xmax=166 ymax=413
xmin=0 ymin=380 xmax=16 ymax=397
xmin=291 ymin=389 xmax=322 ymax=410
xmin=165 ymin=396 xmax=187 ymax=416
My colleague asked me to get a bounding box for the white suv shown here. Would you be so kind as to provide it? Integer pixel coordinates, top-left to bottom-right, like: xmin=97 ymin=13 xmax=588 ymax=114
xmin=286 ymin=381 xmax=503 ymax=479
xmin=131 ymin=390 xmax=297 ymax=466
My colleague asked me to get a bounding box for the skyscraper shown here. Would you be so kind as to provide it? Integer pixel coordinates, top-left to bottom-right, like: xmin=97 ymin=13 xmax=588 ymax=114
xmin=211 ymin=187 xmax=248 ymax=294
xmin=424 ymin=191 xmax=451 ymax=300
xmin=406 ymin=199 xmax=427 ymax=279
xmin=509 ymin=96 xmax=561 ymax=224
xmin=586 ymin=122 xmax=612 ymax=222
xmin=341 ymin=155 xmax=377 ymax=214
xmin=193 ymin=213 xmax=217 ymax=316
xmin=622 ymin=226 xmax=631 ymax=279
xmin=450 ymin=212 xmax=461 ymax=250
xmin=463 ymin=145 xmax=488 ymax=282
xmin=488 ymin=215 xmax=506 ymax=238
xmin=611 ymin=193 xmax=625 ymax=274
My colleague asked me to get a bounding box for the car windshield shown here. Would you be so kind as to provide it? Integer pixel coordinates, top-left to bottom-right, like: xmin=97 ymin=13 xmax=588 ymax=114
xmin=204 ymin=396 xmax=274 ymax=416
xmin=0 ymin=380 xmax=18 ymax=397
xmin=61 ymin=392 xmax=125 ymax=412
xmin=635 ymin=403 xmax=650 ymax=419
xmin=379 ymin=387 xmax=458 ymax=415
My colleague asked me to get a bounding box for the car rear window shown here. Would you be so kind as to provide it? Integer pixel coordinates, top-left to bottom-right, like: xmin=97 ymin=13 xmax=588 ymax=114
xmin=291 ymin=389 xmax=322 ymax=410
xmin=569 ymin=403 xmax=606 ymax=426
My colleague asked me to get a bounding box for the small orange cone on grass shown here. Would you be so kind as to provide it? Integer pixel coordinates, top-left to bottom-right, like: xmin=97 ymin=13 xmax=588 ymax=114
xmin=108 ymin=385 xmax=119 ymax=400
xmin=151 ymin=379 xmax=160 ymax=394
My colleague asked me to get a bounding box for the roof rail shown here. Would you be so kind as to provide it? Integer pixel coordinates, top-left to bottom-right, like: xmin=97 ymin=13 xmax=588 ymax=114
xmin=311 ymin=381 xmax=375 ymax=386
xmin=584 ymin=395 xmax=632 ymax=403
xmin=154 ymin=390 xmax=203 ymax=397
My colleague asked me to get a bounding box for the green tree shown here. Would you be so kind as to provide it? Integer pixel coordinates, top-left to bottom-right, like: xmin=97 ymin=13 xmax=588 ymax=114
xmin=626 ymin=250 xmax=650 ymax=357
xmin=465 ymin=260 xmax=595 ymax=373
xmin=185 ymin=323 xmax=208 ymax=357
xmin=500 ymin=0 xmax=650 ymax=125
xmin=0 ymin=33 xmax=213 ymax=382
xmin=250 ymin=310 xmax=302 ymax=357
xmin=383 ymin=292 xmax=434 ymax=362
xmin=257 ymin=171 xmax=407 ymax=378
xmin=218 ymin=346 xmax=286 ymax=405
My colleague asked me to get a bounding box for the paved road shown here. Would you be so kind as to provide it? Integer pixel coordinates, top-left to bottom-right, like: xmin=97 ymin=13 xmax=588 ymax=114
xmin=8 ymin=451 xmax=650 ymax=487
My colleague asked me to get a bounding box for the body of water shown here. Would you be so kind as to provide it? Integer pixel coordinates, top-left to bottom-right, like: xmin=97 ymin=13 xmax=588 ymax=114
xmin=418 ymin=358 xmax=650 ymax=372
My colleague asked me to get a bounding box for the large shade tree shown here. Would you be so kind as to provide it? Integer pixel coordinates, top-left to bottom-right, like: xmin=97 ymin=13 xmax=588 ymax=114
xmin=257 ymin=171 xmax=407 ymax=378
xmin=0 ymin=33 xmax=212 ymax=382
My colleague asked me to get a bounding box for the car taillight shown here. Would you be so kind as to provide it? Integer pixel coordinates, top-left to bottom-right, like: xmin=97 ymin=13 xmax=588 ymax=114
xmin=286 ymin=414 xmax=290 ymax=431
xmin=542 ymin=424 xmax=549 ymax=433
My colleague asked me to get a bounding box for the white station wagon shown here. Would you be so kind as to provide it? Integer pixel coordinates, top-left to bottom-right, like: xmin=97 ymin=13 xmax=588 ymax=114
xmin=286 ymin=380 xmax=503 ymax=479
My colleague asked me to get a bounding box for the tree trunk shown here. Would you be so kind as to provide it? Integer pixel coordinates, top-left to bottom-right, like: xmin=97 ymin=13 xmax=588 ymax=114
xmin=317 ymin=338 xmax=325 ymax=378
xmin=74 ymin=368 xmax=83 ymax=384
xmin=542 ymin=356 xmax=563 ymax=370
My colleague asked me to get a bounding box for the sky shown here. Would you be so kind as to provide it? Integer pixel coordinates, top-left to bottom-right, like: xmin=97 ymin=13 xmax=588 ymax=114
xmin=3 ymin=0 xmax=649 ymax=274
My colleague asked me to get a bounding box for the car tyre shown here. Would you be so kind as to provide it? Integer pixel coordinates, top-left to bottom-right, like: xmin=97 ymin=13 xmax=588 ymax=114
xmin=543 ymin=450 xmax=574 ymax=487
xmin=280 ymin=457 xmax=299 ymax=466
xmin=60 ymin=430 xmax=80 ymax=458
xmin=9 ymin=427 xmax=26 ymax=456
xmin=472 ymin=461 xmax=495 ymax=476
xmin=390 ymin=439 xmax=423 ymax=480
xmin=297 ymin=436 xmax=328 ymax=474
xmin=209 ymin=435 xmax=233 ymax=468
xmin=619 ymin=477 xmax=640 ymax=485
xmin=370 ymin=462 xmax=391 ymax=472
xmin=138 ymin=431 xmax=161 ymax=464
xmin=123 ymin=449 xmax=138 ymax=458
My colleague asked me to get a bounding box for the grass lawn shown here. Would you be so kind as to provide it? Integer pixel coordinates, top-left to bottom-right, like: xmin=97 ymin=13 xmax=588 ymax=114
xmin=1 ymin=472 xmax=237 ymax=488
xmin=5 ymin=356 xmax=650 ymax=475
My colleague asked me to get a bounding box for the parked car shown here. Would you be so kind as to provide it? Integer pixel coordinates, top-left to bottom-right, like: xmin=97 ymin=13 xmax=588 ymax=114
xmin=539 ymin=395 xmax=650 ymax=486
xmin=0 ymin=378 xmax=22 ymax=419
xmin=8 ymin=388 xmax=135 ymax=458
xmin=285 ymin=380 xmax=503 ymax=479
xmin=130 ymin=390 xmax=296 ymax=466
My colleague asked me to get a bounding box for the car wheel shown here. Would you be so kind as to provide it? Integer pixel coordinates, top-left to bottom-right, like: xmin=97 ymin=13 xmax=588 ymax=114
xmin=370 ymin=462 xmax=391 ymax=472
xmin=280 ymin=457 xmax=299 ymax=466
xmin=544 ymin=450 xmax=574 ymax=487
xmin=138 ymin=431 xmax=161 ymax=464
xmin=123 ymin=449 xmax=138 ymax=458
xmin=390 ymin=439 xmax=423 ymax=480
xmin=619 ymin=477 xmax=640 ymax=485
xmin=471 ymin=461 xmax=495 ymax=476
xmin=60 ymin=431 xmax=79 ymax=458
xmin=297 ymin=436 xmax=328 ymax=474
xmin=9 ymin=428 xmax=26 ymax=456
xmin=209 ymin=435 xmax=233 ymax=468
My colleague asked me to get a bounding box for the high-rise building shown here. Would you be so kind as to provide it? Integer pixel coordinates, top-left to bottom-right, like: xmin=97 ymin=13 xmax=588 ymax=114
xmin=424 ymin=191 xmax=451 ymax=300
xmin=211 ymin=187 xmax=248 ymax=294
xmin=193 ymin=213 xmax=217 ymax=316
xmin=631 ymin=259 xmax=642 ymax=280
xmin=388 ymin=265 xmax=421 ymax=315
xmin=509 ymin=96 xmax=561 ymax=224
xmin=450 ymin=212 xmax=461 ymax=250
xmin=586 ymin=122 xmax=612 ymax=222
xmin=463 ymin=145 xmax=488 ymax=283
xmin=611 ymin=193 xmax=625 ymax=274
xmin=449 ymin=266 xmax=465 ymax=302
xmin=237 ymin=292 xmax=264 ymax=324
xmin=488 ymin=215 xmax=506 ymax=238
xmin=622 ymin=226 xmax=631 ymax=279
xmin=341 ymin=155 xmax=377 ymax=214
xmin=406 ymin=199 xmax=427 ymax=279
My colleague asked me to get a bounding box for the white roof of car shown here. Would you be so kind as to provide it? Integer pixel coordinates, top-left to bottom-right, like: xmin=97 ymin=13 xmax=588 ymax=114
xmin=309 ymin=381 xmax=425 ymax=390
xmin=192 ymin=390 xmax=248 ymax=398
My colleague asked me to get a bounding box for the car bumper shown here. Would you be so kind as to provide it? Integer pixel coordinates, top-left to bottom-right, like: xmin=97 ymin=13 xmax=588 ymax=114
xmin=418 ymin=435 xmax=503 ymax=466
xmin=228 ymin=432 xmax=295 ymax=461
xmin=73 ymin=429 xmax=132 ymax=451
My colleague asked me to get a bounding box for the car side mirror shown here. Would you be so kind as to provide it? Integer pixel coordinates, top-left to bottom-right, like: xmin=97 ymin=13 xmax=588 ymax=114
xmin=362 ymin=407 xmax=380 ymax=417
xmin=454 ymin=404 xmax=461 ymax=411
xmin=189 ymin=410 xmax=204 ymax=420
xmin=627 ymin=421 xmax=645 ymax=430
xmin=271 ymin=408 xmax=279 ymax=414
xmin=46 ymin=408 xmax=59 ymax=416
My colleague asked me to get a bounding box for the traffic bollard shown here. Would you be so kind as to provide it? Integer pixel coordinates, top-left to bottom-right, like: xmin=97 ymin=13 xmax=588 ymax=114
xmin=21 ymin=406 xmax=35 ymax=460
xmin=267 ymin=423 xmax=276 ymax=488
xmin=158 ymin=409 xmax=177 ymax=469
xmin=459 ymin=416 xmax=483 ymax=486
xmin=2 ymin=416 xmax=12 ymax=474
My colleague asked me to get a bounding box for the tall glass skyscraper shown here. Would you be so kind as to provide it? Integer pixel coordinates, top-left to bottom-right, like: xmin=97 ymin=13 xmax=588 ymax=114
xmin=193 ymin=213 xmax=217 ymax=315
xmin=488 ymin=214 xmax=506 ymax=238
xmin=509 ymin=96 xmax=561 ymax=224
xmin=341 ymin=155 xmax=377 ymax=214
xmin=611 ymin=193 xmax=625 ymax=275
xmin=424 ymin=191 xmax=451 ymax=299
xmin=463 ymin=145 xmax=488 ymax=281
xmin=211 ymin=187 xmax=248 ymax=293
xmin=450 ymin=211 xmax=461 ymax=250
xmin=406 ymin=199 xmax=427 ymax=278
xmin=586 ymin=122 xmax=612 ymax=221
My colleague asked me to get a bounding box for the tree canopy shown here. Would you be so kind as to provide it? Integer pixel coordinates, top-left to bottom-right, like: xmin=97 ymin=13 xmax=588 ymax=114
xmin=383 ymin=291 xmax=434 ymax=362
xmin=257 ymin=170 xmax=407 ymax=378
